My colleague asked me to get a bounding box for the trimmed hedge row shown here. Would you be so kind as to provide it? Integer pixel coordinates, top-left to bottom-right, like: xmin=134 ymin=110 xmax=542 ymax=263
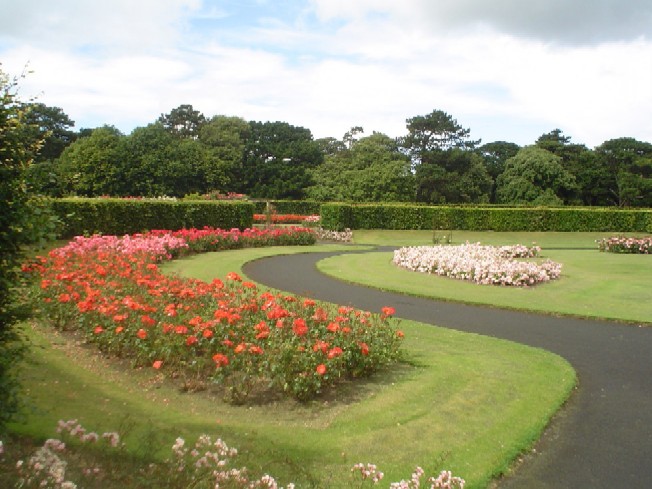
xmin=52 ymin=198 xmax=254 ymax=238
xmin=320 ymin=203 xmax=652 ymax=232
xmin=252 ymin=200 xmax=322 ymax=215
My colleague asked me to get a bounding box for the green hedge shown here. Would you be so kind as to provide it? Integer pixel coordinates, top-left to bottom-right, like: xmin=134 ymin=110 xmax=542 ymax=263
xmin=52 ymin=199 xmax=254 ymax=238
xmin=320 ymin=203 xmax=652 ymax=232
xmin=252 ymin=200 xmax=322 ymax=215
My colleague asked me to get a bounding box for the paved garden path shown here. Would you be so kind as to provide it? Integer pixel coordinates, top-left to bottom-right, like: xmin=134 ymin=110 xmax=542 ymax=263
xmin=243 ymin=248 xmax=652 ymax=489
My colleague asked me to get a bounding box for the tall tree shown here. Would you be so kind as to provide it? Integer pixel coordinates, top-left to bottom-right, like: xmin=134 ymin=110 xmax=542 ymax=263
xmin=158 ymin=104 xmax=206 ymax=139
xmin=477 ymin=141 xmax=521 ymax=203
xmin=199 ymin=115 xmax=250 ymax=192
xmin=401 ymin=109 xmax=480 ymax=168
xmin=240 ymin=121 xmax=322 ymax=199
xmin=535 ymin=129 xmax=606 ymax=205
xmin=122 ymin=123 xmax=215 ymax=197
xmin=0 ymin=68 xmax=54 ymax=432
xmin=477 ymin=141 xmax=521 ymax=180
xmin=415 ymin=149 xmax=492 ymax=204
xmin=57 ymin=125 xmax=126 ymax=196
xmin=307 ymin=132 xmax=414 ymax=202
xmin=595 ymin=137 xmax=652 ymax=207
xmin=495 ymin=146 xmax=578 ymax=205
xmin=22 ymin=103 xmax=77 ymax=162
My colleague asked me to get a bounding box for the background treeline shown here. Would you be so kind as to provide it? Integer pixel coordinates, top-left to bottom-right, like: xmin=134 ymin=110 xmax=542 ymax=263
xmin=24 ymin=103 xmax=652 ymax=207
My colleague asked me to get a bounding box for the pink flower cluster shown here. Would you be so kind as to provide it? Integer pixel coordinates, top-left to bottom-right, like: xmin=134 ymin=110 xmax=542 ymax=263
xmin=352 ymin=463 xmax=465 ymax=489
xmin=393 ymin=243 xmax=562 ymax=287
xmin=51 ymin=234 xmax=188 ymax=261
xmin=597 ymin=235 xmax=652 ymax=254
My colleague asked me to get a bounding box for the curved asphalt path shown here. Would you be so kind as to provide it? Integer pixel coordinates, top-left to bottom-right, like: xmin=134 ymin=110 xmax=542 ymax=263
xmin=243 ymin=247 xmax=652 ymax=489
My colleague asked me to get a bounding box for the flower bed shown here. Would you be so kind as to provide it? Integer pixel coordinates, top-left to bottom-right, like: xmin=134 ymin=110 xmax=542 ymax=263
xmin=597 ymin=235 xmax=652 ymax=254
xmin=393 ymin=243 xmax=561 ymax=287
xmin=25 ymin=229 xmax=402 ymax=403
xmin=314 ymin=227 xmax=353 ymax=243
xmin=253 ymin=213 xmax=319 ymax=225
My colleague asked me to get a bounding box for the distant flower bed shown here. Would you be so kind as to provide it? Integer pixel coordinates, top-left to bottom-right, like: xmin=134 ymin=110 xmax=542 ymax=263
xmin=315 ymin=227 xmax=353 ymax=243
xmin=253 ymin=213 xmax=319 ymax=224
xmin=597 ymin=235 xmax=652 ymax=254
xmin=393 ymin=243 xmax=561 ymax=287
xmin=25 ymin=229 xmax=402 ymax=403
xmin=52 ymin=227 xmax=317 ymax=259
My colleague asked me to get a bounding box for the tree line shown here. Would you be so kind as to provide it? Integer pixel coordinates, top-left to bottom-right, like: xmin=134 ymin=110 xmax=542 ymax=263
xmin=24 ymin=103 xmax=652 ymax=207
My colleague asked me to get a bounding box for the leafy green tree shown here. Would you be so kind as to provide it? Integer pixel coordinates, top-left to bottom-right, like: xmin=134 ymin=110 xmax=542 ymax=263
xmin=56 ymin=125 xmax=127 ymax=196
xmin=401 ymin=109 xmax=480 ymax=168
xmin=0 ymin=68 xmax=57 ymax=432
xmin=199 ymin=116 xmax=250 ymax=192
xmin=415 ymin=149 xmax=492 ymax=204
xmin=22 ymin=103 xmax=77 ymax=162
xmin=495 ymin=146 xmax=578 ymax=205
xmin=535 ymin=129 xmax=608 ymax=205
xmin=122 ymin=123 xmax=216 ymax=197
xmin=307 ymin=132 xmax=414 ymax=202
xmin=240 ymin=121 xmax=323 ymax=199
xmin=477 ymin=141 xmax=521 ymax=203
xmin=595 ymin=137 xmax=652 ymax=207
xmin=158 ymin=104 xmax=206 ymax=139
xmin=315 ymin=136 xmax=346 ymax=157
xmin=477 ymin=141 xmax=520 ymax=180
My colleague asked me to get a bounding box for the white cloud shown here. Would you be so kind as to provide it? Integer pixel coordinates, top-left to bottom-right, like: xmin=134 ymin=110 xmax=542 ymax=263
xmin=1 ymin=0 xmax=651 ymax=148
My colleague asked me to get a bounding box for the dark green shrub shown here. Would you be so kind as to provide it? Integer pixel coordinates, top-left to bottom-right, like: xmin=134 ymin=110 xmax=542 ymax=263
xmin=51 ymin=198 xmax=254 ymax=238
xmin=322 ymin=203 xmax=652 ymax=232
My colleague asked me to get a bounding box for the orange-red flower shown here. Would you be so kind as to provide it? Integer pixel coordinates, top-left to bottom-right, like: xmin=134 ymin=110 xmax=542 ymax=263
xmin=136 ymin=328 xmax=147 ymax=340
xmin=327 ymin=346 xmax=343 ymax=359
xmin=316 ymin=364 xmax=327 ymax=375
xmin=141 ymin=315 xmax=156 ymax=327
xmin=293 ymin=318 xmax=308 ymax=336
xmin=212 ymin=353 xmax=229 ymax=367
xmin=359 ymin=342 xmax=369 ymax=356
xmin=94 ymin=326 xmax=104 ymax=334
xmin=381 ymin=306 xmax=396 ymax=316
xmin=152 ymin=360 xmax=163 ymax=369
xmin=226 ymin=272 xmax=242 ymax=282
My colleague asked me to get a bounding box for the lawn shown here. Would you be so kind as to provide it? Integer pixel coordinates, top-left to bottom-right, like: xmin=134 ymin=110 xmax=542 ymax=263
xmin=3 ymin=241 xmax=575 ymax=489
xmin=316 ymin=231 xmax=652 ymax=324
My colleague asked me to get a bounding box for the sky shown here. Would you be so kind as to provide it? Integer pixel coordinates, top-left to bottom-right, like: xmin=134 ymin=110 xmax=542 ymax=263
xmin=1 ymin=0 xmax=651 ymax=148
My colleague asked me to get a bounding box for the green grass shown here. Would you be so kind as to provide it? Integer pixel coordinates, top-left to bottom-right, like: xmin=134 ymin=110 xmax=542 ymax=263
xmin=316 ymin=231 xmax=652 ymax=324
xmin=5 ymin=243 xmax=576 ymax=489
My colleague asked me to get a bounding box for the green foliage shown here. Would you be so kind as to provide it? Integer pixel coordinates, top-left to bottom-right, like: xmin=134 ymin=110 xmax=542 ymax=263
xmin=594 ymin=137 xmax=652 ymax=207
xmin=157 ymin=104 xmax=206 ymax=139
xmin=320 ymin=203 xmax=354 ymax=231
xmin=252 ymin=200 xmax=322 ymax=215
xmin=307 ymin=132 xmax=415 ymax=202
xmin=239 ymin=121 xmax=323 ymax=199
xmin=415 ymin=149 xmax=492 ymax=204
xmin=51 ymin=199 xmax=254 ymax=238
xmin=321 ymin=203 xmax=652 ymax=232
xmin=0 ymin=67 xmax=57 ymax=433
xmin=496 ymin=146 xmax=578 ymax=205
xmin=56 ymin=125 xmax=126 ymax=196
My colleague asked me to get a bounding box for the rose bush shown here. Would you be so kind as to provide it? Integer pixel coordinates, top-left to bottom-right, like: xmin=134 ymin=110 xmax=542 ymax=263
xmin=597 ymin=235 xmax=652 ymax=254
xmin=393 ymin=243 xmax=561 ymax=287
xmin=24 ymin=228 xmax=402 ymax=403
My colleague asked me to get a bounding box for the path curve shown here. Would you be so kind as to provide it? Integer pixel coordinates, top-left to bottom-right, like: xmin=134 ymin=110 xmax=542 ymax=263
xmin=243 ymin=248 xmax=652 ymax=489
